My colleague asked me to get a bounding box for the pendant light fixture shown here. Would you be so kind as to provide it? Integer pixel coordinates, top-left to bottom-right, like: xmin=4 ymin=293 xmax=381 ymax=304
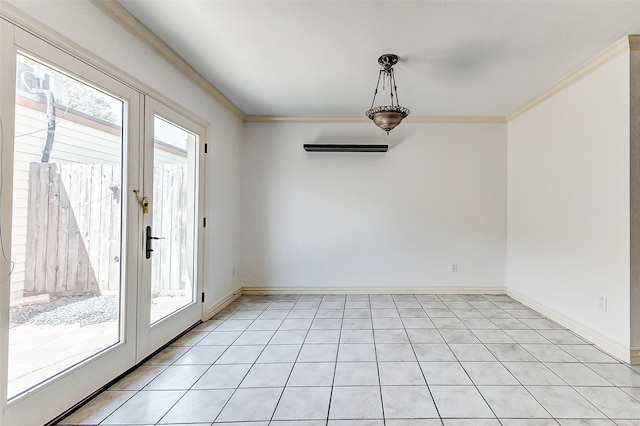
xmin=365 ymin=54 xmax=410 ymax=134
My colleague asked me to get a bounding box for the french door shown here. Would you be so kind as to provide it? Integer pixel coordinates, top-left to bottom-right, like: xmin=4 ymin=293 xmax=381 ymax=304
xmin=0 ymin=21 xmax=204 ymax=426
xmin=136 ymin=98 xmax=203 ymax=360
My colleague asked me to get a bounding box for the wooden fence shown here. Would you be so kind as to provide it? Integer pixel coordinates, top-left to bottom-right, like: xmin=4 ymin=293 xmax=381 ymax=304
xmin=24 ymin=162 xmax=189 ymax=295
xmin=150 ymin=164 xmax=190 ymax=297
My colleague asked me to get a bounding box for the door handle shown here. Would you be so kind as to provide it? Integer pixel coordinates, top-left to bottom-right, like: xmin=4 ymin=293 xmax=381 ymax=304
xmin=145 ymin=225 xmax=165 ymax=259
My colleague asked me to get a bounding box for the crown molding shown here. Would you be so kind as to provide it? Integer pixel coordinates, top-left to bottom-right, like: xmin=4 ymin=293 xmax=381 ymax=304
xmin=246 ymin=115 xmax=506 ymax=124
xmin=507 ymin=35 xmax=632 ymax=122
xmin=90 ymin=0 xmax=246 ymax=121
xmin=246 ymin=115 xmax=368 ymax=123
xmin=408 ymin=115 xmax=506 ymax=124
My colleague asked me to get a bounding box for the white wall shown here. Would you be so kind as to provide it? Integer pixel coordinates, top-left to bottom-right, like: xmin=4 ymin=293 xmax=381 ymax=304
xmin=241 ymin=121 xmax=507 ymax=290
xmin=6 ymin=1 xmax=245 ymax=309
xmin=507 ymin=52 xmax=631 ymax=358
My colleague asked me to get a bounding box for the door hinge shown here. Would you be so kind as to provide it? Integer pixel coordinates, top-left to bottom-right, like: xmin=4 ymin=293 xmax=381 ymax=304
xmin=203 ymin=217 xmax=207 ymax=228
xmin=201 ymin=292 xmax=205 ymax=303
xmin=204 ymin=143 xmax=208 ymax=154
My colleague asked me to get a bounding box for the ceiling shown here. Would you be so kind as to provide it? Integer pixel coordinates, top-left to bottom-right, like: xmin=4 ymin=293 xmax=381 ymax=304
xmin=117 ymin=1 xmax=640 ymax=118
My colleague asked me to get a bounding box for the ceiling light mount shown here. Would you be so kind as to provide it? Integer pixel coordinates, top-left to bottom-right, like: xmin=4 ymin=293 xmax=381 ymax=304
xmin=378 ymin=53 xmax=399 ymax=70
xmin=366 ymin=54 xmax=410 ymax=135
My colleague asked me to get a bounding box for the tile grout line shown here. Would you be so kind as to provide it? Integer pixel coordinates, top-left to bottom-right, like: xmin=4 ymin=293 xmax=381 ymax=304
xmin=457 ymin=295 xmax=551 ymax=424
xmin=500 ymin=297 xmax=618 ymax=423
xmin=268 ymin=294 xmax=322 ymax=424
xmin=95 ymin=326 xmax=215 ymax=425
xmin=197 ymin=294 xmax=256 ymax=425
xmin=126 ymin=304 xmax=251 ymax=426
xmin=489 ymin=297 xmax=567 ymax=423
xmin=437 ymin=294 xmax=501 ymax=423
xmin=485 ymin=297 xmax=613 ymax=423
xmin=471 ymin=296 xmax=543 ymax=424
xmin=169 ymin=317 xmax=251 ymax=422
xmin=209 ymin=294 xmax=284 ymax=424
xmin=371 ymin=294 xmax=387 ymax=425
xmin=323 ymin=294 xmax=345 ymax=424
xmin=394 ymin=294 xmax=443 ymax=425
xmin=480 ymin=296 xmax=533 ymax=426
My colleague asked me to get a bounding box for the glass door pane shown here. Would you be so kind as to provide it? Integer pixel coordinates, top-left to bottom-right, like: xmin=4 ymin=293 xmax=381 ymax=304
xmin=149 ymin=116 xmax=197 ymax=324
xmin=137 ymin=98 xmax=202 ymax=361
xmin=9 ymin=53 xmax=124 ymax=398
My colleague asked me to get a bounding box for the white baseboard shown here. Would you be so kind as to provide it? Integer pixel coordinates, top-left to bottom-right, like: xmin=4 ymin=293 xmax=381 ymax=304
xmin=205 ymin=287 xmax=242 ymax=320
xmin=507 ymin=288 xmax=630 ymax=363
xmin=241 ymin=285 xmax=506 ymax=295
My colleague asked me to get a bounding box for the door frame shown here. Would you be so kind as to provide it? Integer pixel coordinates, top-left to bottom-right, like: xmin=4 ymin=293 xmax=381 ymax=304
xmin=0 ymin=18 xmax=17 ymax=426
xmin=136 ymin=96 xmax=206 ymax=361
xmin=0 ymin=21 xmax=141 ymax=426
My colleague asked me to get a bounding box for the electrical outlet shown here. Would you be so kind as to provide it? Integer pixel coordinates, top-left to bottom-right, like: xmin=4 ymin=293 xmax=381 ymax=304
xmin=451 ymin=264 xmax=458 ymax=273
xmin=599 ymin=296 xmax=607 ymax=311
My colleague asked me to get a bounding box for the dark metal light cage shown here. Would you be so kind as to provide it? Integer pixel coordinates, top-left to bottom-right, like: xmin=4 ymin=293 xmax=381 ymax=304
xmin=365 ymin=54 xmax=410 ymax=134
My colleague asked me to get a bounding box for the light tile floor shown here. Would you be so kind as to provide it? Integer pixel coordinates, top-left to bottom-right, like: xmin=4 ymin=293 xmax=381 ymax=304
xmin=58 ymin=294 xmax=640 ymax=425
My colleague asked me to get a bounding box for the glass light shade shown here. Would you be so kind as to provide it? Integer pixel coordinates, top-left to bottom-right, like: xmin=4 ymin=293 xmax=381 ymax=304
xmin=366 ymin=105 xmax=410 ymax=134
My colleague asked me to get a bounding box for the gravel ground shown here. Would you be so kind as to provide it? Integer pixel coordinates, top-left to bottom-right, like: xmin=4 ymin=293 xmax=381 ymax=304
xmin=10 ymin=295 xmax=119 ymax=327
